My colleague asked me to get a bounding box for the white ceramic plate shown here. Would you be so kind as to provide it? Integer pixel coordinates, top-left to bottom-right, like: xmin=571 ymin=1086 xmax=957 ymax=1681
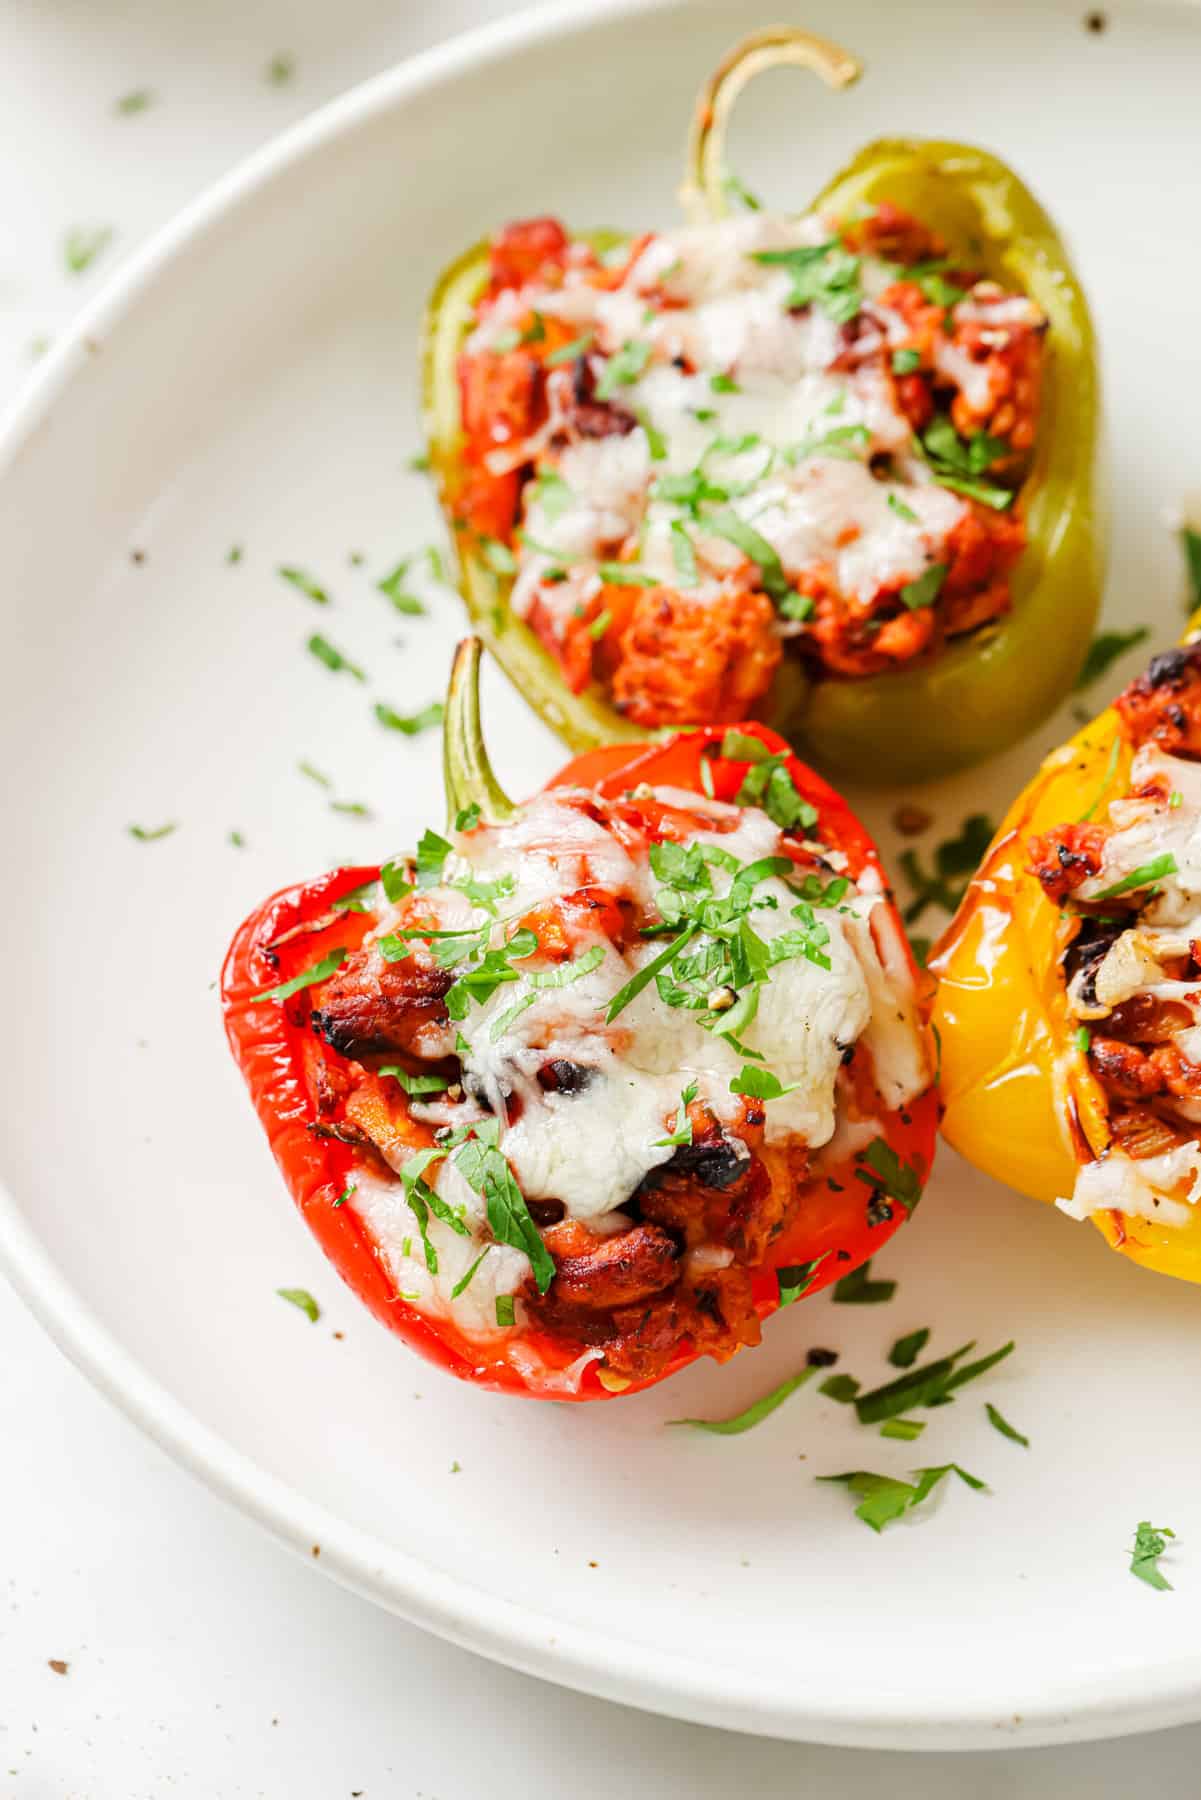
xmin=4 ymin=0 xmax=1201 ymax=1751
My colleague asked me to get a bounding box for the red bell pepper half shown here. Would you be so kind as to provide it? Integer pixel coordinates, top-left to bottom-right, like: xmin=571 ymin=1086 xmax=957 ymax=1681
xmin=222 ymin=639 xmax=937 ymax=1400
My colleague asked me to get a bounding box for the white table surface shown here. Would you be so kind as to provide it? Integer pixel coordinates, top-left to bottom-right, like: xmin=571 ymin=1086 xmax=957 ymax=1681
xmin=4 ymin=2 xmax=1201 ymax=1792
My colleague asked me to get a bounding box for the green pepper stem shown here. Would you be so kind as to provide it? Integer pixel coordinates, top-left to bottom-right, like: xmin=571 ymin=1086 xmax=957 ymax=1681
xmin=443 ymin=637 xmax=516 ymax=829
xmin=681 ymin=26 xmax=862 ymax=224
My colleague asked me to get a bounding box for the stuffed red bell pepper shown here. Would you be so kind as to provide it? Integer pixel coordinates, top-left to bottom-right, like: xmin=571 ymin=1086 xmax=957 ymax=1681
xmin=222 ymin=638 xmax=937 ymax=1399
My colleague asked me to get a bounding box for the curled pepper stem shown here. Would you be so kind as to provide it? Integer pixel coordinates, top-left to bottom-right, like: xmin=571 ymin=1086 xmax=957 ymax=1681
xmin=681 ymin=26 xmax=863 ymax=223
xmin=444 ymin=636 xmax=516 ymax=829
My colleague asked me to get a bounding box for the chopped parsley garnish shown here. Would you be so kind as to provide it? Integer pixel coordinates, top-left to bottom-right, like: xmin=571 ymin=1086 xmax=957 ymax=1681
xmin=777 ymin=1254 xmax=828 ymax=1307
xmin=445 ymin=1119 xmax=554 ymax=1292
xmin=1171 ymin=790 xmax=1183 ymax=810
xmin=853 ymin=1338 xmax=1014 ymax=1425
xmin=891 ymin=348 xmax=921 ymax=374
xmin=880 ymin=1417 xmax=926 ymax=1441
xmin=636 ymin=408 xmax=668 ymax=460
xmin=380 ymin=858 xmax=414 ymax=904
xmin=115 ymin=88 xmax=155 ymax=114
xmin=857 ymin=1138 xmax=924 ymax=1216
xmin=265 ymin=52 xmax=295 ymax=84
xmin=595 ymin=338 xmax=652 ymax=399
xmin=918 ymin=416 xmax=1015 ymax=510
xmin=597 ymin=562 xmax=649 ymax=587
xmin=1182 ymin=526 xmax=1201 ymax=612
xmin=332 ymin=1184 xmax=355 ymax=1209
xmin=587 ymin=609 xmax=613 ymax=639
xmin=252 ymin=947 xmax=346 ymax=1004
xmin=1074 ymin=1026 xmax=1091 ymax=1054
xmin=753 ymin=242 xmax=862 ymax=325
xmin=832 ymin=1259 xmax=896 ymax=1305
xmin=377 ymin=560 xmax=425 ymax=614
xmin=819 ymin=1462 xmax=984 ymax=1533
xmin=330 ymin=799 xmax=371 ymax=819
xmin=655 ymin=1082 xmax=698 ymax=1148
xmin=668 ymin=1367 xmax=815 ymax=1434
xmin=888 ymin=1327 xmax=930 ymax=1369
xmin=985 ymin=1402 xmax=1029 ymax=1447
xmin=495 ymin=1295 xmax=517 ymax=1327
xmin=730 ymin=1065 xmax=796 ymax=1100
xmin=307 ymin=635 xmax=365 ymax=681
xmin=395 ymin=1146 xmax=469 ymax=1274
xmin=331 ymin=876 xmax=379 ymax=914
xmin=229 ymin=830 xmax=246 ymax=848
xmin=671 ymin=520 xmax=699 ymax=587
xmin=408 ymin=452 xmax=431 ymax=473
xmin=415 ymin=827 xmax=453 ymax=888
xmin=900 ymin=814 xmax=995 ymax=925
xmin=819 ymin=1373 xmax=860 ymax=1404
xmin=488 ymin=945 xmax=605 ymax=1041
xmin=605 ymin=926 xmax=696 ymax=1023
xmin=479 ymin=536 xmax=518 ymax=576
xmin=1074 ymin=627 xmax=1151 ymax=691
xmin=1130 ymin=1521 xmax=1175 ymax=1591
xmin=128 ymin=821 xmax=176 ymax=842
xmin=276 ymin=1287 xmax=319 ymax=1322
xmin=1092 ymin=853 xmax=1178 ymax=900
xmin=455 ymin=803 xmax=481 ymax=832
xmin=278 ymin=565 xmax=329 ymax=604
xmin=227 ymin=545 xmax=243 ymax=565
xmin=64 ymin=226 xmax=113 ymax=275
xmin=450 ymin=1250 xmax=489 ymax=1298
xmin=378 ymin=1065 xmax=448 ymax=1097
xmin=887 ymin=492 xmax=919 ymax=525
xmin=710 ymin=373 xmax=741 ymax=394
xmin=778 ymin=593 xmax=815 ymax=623
xmin=783 ymin=423 xmax=870 ymax=465
xmin=530 ymin=470 xmax=575 ymax=523
xmin=544 ymin=332 xmax=596 ymax=368
xmin=899 ymin=563 xmax=948 ymax=611
xmin=1076 ymin=736 xmax=1122 ymax=824
xmin=298 ymin=760 xmax=331 ymax=787
xmin=721 ymin=165 xmax=763 ymax=212
xmin=705 ymin=513 xmax=791 ymax=603
xmin=375 ymin=700 xmax=444 ymax=736
xmin=720 ymin=731 xmax=818 ymax=831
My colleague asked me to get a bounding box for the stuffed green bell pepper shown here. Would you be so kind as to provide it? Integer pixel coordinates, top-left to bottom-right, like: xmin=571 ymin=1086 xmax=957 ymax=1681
xmin=421 ymin=25 xmax=1102 ymax=786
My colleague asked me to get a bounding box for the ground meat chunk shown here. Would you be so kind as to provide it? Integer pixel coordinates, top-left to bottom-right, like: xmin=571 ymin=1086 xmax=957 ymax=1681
xmin=1027 ymin=823 xmax=1109 ymax=902
xmin=602 ymin=1266 xmax=762 ymax=1382
xmin=540 ymin=1219 xmax=681 ymax=1311
xmin=311 ymin=947 xmax=451 ymax=1061
xmin=1115 ymin=644 xmax=1201 ymax=759
xmin=609 ymin=585 xmax=781 ymax=726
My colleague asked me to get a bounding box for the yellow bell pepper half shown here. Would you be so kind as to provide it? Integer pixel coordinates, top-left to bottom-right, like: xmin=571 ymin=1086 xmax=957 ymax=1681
xmin=930 ymin=613 xmax=1201 ymax=1283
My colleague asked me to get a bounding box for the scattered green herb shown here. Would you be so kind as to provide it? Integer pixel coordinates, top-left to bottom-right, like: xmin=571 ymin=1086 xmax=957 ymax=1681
xmin=115 ymin=89 xmax=155 ymax=114
xmin=1130 ymin=1521 xmax=1176 ymax=1591
xmin=819 ymin=1462 xmax=984 ymax=1532
xmin=545 ymin=331 xmax=595 ymax=368
xmin=375 ymin=700 xmax=444 ymax=736
xmin=985 ymin=1402 xmax=1029 ymax=1447
xmin=495 ymin=1294 xmax=516 ymax=1327
xmin=252 ymin=947 xmax=346 ymax=1005
xmin=307 ymin=635 xmax=365 ymax=681
xmin=900 ymin=814 xmax=995 ymax=925
xmin=278 ymin=565 xmax=329 ymax=604
xmin=654 ymin=1081 xmax=698 ymax=1148
xmin=668 ymin=1367 xmax=815 ymax=1435
xmin=595 ymin=338 xmax=651 ymax=399
xmin=1074 ymin=627 xmax=1151 ymax=691
xmin=128 ymin=822 xmax=176 ymax=842
xmin=64 ymin=226 xmax=113 ymax=275
xmin=265 ymin=52 xmax=295 ymax=85
xmin=1182 ymin=528 xmax=1201 ymax=613
xmin=1093 ymin=853 xmax=1178 ymax=900
xmin=753 ymin=241 xmax=862 ymax=324
xmin=276 ymin=1287 xmax=319 ymax=1322
xmin=880 ymin=1417 xmax=926 ymax=1441
xmin=888 ymin=1328 xmax=930 ymax=1369
xmin=900 ymin=563 xmax=948 ymax=611
xmin=891 ymin=348 xmax=921 ymax=374
xmin=819 ymin=1374 xmax=861 ymax=1404
xmin=777 ymin=1254 xmax=828 ymax=1307
xmin=832 ymin=1259 xmax=897 ymax=1305
xmin=887 ymin=492 xmax=919 ymax=525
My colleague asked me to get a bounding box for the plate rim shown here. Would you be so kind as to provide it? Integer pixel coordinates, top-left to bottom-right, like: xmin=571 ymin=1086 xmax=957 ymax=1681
xmin=4 ymin=0 xmax=1201 ymax=1749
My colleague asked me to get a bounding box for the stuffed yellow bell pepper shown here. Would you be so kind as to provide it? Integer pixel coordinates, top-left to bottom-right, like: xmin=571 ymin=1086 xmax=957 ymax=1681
xmin=931 ymin=615 xmax=1201 ymax=1282
xmin=421 ymin=26 xmax=1103 ymax=785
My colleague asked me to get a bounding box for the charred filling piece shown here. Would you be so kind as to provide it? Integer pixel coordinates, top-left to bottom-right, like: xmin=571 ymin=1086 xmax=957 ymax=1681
xmin=294 ymin=771 xmax=928 ymax=1386
xmin=454 ymin=205 xmax=1042 ymax=724
xmin=1028 ymin=642 xmax=1201 ymax=1225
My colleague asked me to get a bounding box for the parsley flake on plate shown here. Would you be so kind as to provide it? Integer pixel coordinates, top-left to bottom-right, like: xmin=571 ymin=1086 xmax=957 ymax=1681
xmin=819 ymin=1462 xmax=985 ymax=1533
xmin=1130 ymin=1521 xmax=1176 ymax=1591
xmin=276 ymin=1287 xmax=319 ymax=1322
xmin=668 ymin=1367 xmax=816 ymax=1435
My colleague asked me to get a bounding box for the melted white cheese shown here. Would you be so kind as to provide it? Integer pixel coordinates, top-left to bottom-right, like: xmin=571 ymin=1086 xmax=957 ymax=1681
xmin=470 ymin=209 xmax=979 ymax=622
xmin=355 ymin=786 xmax=929 ymax=1325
